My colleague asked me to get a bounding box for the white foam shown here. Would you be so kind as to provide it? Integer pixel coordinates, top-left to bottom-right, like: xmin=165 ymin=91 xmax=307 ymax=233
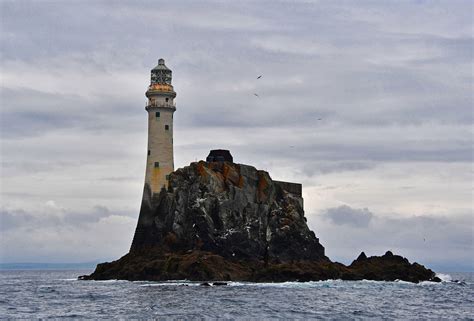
xmin=394 ymin=279 xmax=412 ymax=284
xmin=139 ymin=281 xmax=201 ymax=287
xmin=419 ymin=281 xmax=443 ymax=286
xmin=92 ymin=279 xmax=129 ymax=283
xmin=138 ymin=280 xmax=344 ymax=288
xmin=435 ymin=273 xmax=452 ymax=282
xmin=228 ymin=280 xmax=344 ymax=288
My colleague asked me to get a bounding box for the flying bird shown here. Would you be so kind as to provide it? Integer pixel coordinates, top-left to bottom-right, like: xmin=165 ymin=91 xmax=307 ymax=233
xmin=257 ymin=75 xmax=263 ymax=79
xmin=254 ymin=93 xmax=260 ymax=98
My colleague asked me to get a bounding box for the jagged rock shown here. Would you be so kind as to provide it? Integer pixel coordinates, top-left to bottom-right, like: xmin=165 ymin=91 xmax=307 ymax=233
xmin=82 ymin=161 xmax=440 ymax=283
xmin=348 ymin=252 xmax=440 ymax=283
xmin=131 ymin=161 xmax=326 ymax=262
xmin=356 ymin=251 xmax=367 ymax=261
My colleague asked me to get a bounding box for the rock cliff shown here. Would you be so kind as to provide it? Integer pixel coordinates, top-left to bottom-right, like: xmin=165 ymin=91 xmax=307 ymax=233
xmin=82 ymin=161 xmax=440 ymax=283
xmin=131 ymin=161 xmax=326 ymax=262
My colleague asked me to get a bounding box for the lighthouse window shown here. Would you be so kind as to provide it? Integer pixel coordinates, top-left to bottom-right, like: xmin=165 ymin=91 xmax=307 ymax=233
xmin=165 ymin=125 xmax=169 ymax=130
xmin=165 ymin=98 xmax=169 ymax=102
xmin=155 ymin=112 xmax=160 ymax=118
xmin=148 ymin=150 xmax=150 ymax=156
xmin=154 ymin=162 xmax=160 ymax=168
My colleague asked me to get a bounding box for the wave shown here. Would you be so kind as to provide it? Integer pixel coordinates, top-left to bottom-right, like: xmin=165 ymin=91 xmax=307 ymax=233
xmin=435 ymin=273 xmax=452 ymax=282
xmin=84 ymin=278 xmax=452 ymax=288
xmin=140 ymin=281 xmax=201 ymax=287
xmin=137 ymin=279 xmax=442 ymax=289
xmin=90 ymin=279 xmax=129 ymax=283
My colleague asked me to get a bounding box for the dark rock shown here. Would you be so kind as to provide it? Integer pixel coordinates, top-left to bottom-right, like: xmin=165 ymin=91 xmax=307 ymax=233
xmin=200 ymin=282 xmax=211 ymax=286
xmin=355 ymin=252 xmax=367 ymax=261
xmin=348 ymin=252 xmax=439 ymax=283
xmin=212 ymin=282 xmax=227 ymax=286
xmin=82 ymin=161 xmax=439 ymax=284
xmin=131 ymin=161 xmax=326 ymax=262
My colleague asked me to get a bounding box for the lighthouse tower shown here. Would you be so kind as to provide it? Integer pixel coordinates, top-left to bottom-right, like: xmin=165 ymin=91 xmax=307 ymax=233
xmin=144 ymin=58 xmax=176 ymax=196
xmin=131 ymin=58 xmax=177 ymax=251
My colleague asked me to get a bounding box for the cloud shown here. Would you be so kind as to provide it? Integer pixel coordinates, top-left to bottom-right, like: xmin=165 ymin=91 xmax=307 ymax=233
xmin=0 ymin=203 xmax=135 ymax=232
xmin=309 ymin=205 xmax=473 ymax=271
xmin=1 ymin=208 xmax=36 ymax=232
xmin=323 ymin=205 xmax=373 ymax=228
xmin=0 ymin=203 xmax=137 ymax=263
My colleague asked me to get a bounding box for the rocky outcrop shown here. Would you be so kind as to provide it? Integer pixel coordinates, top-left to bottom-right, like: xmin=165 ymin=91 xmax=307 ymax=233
xmin=131 ymin=161 xmax=326 ymax=263
xmin=82 ymin=248 xmax=439 ymax=283
xmin=82 ymin=161 xmax=440 ymax=283
xmin=346 ymin=251 xmax=442 ymax=283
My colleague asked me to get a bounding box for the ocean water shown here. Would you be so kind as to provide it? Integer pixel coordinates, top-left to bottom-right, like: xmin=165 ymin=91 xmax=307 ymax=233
xmin=0 ymin=270 xmax=472 ymax=319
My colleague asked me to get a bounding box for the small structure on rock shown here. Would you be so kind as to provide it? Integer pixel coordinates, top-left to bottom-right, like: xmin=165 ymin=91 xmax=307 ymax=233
xmin=206 ymin=149 xmax=233 ymax=163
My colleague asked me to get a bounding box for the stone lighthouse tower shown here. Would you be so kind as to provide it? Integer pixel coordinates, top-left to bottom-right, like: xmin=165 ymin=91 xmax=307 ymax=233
xmin=144 ymin=58 xmax=176 ymax=195
xmin=131 ymin=58 xmax=177 ymax=250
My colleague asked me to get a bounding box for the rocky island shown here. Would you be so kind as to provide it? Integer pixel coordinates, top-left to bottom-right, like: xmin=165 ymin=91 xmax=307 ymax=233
xmin=82 ymin=160 xmax=440 ymax=283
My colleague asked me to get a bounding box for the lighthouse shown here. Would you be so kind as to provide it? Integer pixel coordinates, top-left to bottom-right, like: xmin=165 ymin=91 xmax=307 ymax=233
xmin=131 ymin=58 xmax=177 ymax=250
xmin=143 ymin=58 xmax=176 ymax=196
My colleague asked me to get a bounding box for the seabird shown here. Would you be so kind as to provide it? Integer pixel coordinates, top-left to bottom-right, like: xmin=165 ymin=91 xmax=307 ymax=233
xmin=257 ymin=75 xmax=263 ymax=79
xmin=254 ymin=93 xmax=259 ymax=97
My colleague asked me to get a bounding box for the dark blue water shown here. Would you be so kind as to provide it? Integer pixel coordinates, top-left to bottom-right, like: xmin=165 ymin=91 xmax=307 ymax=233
xmin=0 ymin=270 xmax=472 ymax=319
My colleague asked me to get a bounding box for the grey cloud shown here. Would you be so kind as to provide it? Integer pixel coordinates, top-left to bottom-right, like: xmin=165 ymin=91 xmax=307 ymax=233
xmin=2 ymin=1 xmax=471 ymax=142
xmin=98 ymin=176 xmax=142 ymax=182
xmin=1 ymin=208 xmax=39 ymax=232
xmin=0 ymin=204 xmax=137 ymax=263
xmin=0 ymin=1 xmax=280 ymax=62
xmin=2 ymin=160 xmax=81 ymax=173
xmin=0 ymin=87 xmax=145 ymax=139
xmin=1 ymin=89 xmax=85 ymax=138
xmin=0 ymin=205 xmax=134 ymax=232
xmin=323 ymin=205 xmax=373 ymax=228
xmin=233 ymin=135 xmax=472 ymax=165
xmin=310 ymin=206 xmax=473 ymax=271
xmin=300 ymin=161 xmax=377 ymax=176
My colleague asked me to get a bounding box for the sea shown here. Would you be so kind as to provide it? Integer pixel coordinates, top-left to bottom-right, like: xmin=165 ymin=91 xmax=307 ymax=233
xmin=0 ymin=269 xmax=472 ymax=319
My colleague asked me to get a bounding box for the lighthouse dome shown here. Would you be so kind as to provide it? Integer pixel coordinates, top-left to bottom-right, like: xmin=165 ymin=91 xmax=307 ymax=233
xmin=152 ymin=58 xmax=171 ymax=71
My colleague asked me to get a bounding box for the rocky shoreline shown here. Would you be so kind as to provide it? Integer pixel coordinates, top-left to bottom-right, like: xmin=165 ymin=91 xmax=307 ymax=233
xmin=81 ymin=161 xmax=440 ymax=283
xmin=81 ymin=248 xmax=440 ymax=283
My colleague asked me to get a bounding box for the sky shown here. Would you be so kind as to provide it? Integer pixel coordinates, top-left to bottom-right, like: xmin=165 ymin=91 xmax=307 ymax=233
xmin=0 ymin=0 xmax=472 ymax=272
